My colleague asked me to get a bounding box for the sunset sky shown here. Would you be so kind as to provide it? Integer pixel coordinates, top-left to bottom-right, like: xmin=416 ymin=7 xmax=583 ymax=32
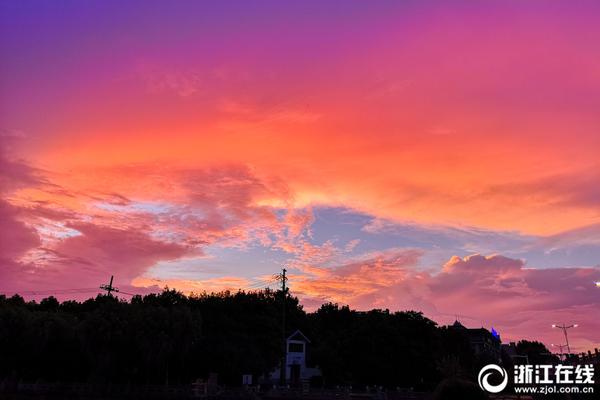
xmin=1 ymin=1 xmax=599 ymax=351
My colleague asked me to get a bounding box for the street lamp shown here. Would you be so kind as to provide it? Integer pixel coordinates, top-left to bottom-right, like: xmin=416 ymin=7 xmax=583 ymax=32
xmin=551 ymin=323 xmax=577 ymax=354
xmin=551 ymin=343 xmax=568 ymax=360
xmin=595 ymin=281 xmax=600 ymax=288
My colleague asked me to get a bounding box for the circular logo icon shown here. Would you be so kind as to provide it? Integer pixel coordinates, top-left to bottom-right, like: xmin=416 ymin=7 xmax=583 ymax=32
xmin=478 ymin=364 xmax=508 ymax=393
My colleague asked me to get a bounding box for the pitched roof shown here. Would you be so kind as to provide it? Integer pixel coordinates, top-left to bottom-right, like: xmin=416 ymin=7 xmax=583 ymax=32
xmin=287 ymin=329 xmax=311 ymax=343
xmin=450 ymin=320 xmax=467 ymax=329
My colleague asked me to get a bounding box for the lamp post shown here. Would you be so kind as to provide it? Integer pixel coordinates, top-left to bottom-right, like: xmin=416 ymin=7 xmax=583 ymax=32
xmin=551 ymin=323 xmax=578 ymax=354
xmin=551 ymin=343 xmax=568 ymax=360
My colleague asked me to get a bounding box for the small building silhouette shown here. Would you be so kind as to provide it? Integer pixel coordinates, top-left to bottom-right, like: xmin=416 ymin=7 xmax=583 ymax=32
xmin=269 ymin=330 xmax=321 ymax=386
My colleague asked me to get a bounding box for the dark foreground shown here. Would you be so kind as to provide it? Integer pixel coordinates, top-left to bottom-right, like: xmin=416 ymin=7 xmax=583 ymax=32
xmin=4 ymin=380 xmax=599 ymax=400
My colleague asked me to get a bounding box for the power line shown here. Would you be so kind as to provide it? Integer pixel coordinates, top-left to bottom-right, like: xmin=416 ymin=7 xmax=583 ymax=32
xmin=0 ymin=288 xmax=100 ymax=296
xmin=1 ymin=273 xmax=280 ymax=299
xmin=244 ymin=282 xmax=273 ymax=290
xmin=1 ymin=276 xmax=148 ymax=298
xmin=245 ymin=282 xmax=268 ymax=289
xmin=99 ymin=275 xmax=118 ymax=296
xmin=240 ymin=276 xmax=279 ymax=291
xmin=117 ymin=290 xmax=138 ymax=296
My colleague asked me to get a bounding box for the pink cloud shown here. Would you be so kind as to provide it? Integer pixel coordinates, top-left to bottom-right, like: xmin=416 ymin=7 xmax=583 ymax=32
xmin=1 ymin=145 xmax=319 ymax=296
xmin=0 ymin=155 xmax=155 ymax=290
xmin=293 ymin=252 xmax=600 ymax=351
xmin=489 ymin=167 xmax=600 ymax=210
xmin=0 ymin=142 xmax=47 ymax=193
xmin=0 ymin=200 xmax=40 ymax=260
xmin=0 ymin=207 xmax=189 ymax=295
xmin=51 ymin=222 xmax=188 ymax=282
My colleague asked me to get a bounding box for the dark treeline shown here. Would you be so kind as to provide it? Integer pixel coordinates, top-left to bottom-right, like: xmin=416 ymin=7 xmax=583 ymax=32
xmin=0 ymin=290 xmax=526 ymax=389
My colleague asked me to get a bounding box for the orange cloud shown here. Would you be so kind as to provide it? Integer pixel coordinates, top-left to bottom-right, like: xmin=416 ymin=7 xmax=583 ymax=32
xmin=19 ymin=120 xmax=598 ymax=237
xmin=132 ymin=276 xmax=254 ymax=295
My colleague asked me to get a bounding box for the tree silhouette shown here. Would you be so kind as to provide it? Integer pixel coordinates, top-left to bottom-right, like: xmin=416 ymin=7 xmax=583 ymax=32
xmin=0 ymin=290 xmax=541 ymax=391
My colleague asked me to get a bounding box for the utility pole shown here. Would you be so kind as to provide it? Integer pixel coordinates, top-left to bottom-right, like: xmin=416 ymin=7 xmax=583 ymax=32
xmin=100 ymin=275 xmax=119 ymax=297
xmin=275 ymin=268 xmax=288 ymax=386
xmin=552 ymin=323 xmax=578 ymax=354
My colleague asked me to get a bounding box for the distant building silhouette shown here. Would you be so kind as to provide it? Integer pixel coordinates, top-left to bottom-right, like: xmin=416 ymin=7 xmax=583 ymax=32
xmin=501 ymin=342 xmax=529 ymax=364
xmin=449 ymin=320 xmax=501 ymax=361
